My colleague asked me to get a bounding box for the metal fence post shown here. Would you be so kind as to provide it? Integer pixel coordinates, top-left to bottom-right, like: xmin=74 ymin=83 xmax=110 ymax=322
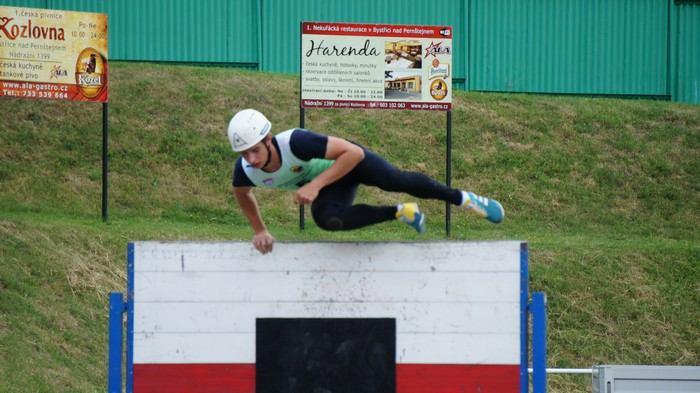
xmin=108 ymin=292 xmax=124 ymax=393
xmin=532 ymin=292 xmax=548 ymax=393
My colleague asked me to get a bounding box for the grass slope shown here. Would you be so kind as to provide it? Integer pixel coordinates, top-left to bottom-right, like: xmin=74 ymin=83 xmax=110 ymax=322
xmin=1 ymin=62 xmax=698 ymax=392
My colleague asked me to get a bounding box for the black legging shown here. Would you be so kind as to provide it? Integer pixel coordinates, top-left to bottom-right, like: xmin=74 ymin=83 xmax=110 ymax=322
xmin=310 ymin=149 xmax=462 ymax=231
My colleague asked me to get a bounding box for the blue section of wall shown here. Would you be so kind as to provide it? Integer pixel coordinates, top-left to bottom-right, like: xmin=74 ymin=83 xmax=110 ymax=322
xmin=673 ymin=2 xmax=700 ymax=103
xmin=25 ymin=0 xmax=259 ymax=64
xmin=0 ymin=0 xmax=47 ymax=7
xmin=469 ymin=0 xmax=668 ymax=96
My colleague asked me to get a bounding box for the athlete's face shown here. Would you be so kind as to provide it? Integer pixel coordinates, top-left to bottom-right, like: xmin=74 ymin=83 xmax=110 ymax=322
xmin=241 ymin=139 xmax=269 ymax=169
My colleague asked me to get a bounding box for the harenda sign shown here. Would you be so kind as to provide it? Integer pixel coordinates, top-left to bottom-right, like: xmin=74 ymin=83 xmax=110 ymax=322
xmin=305 ymin=39 xmax=380 ymax=58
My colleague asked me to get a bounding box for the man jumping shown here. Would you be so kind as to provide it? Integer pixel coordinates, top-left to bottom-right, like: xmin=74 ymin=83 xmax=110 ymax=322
xmin=228 ymin=109 xmax=504 ymax=254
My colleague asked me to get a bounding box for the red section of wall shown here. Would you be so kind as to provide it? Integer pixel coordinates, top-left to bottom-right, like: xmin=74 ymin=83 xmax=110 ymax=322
xmin=134 ymin=363 xmax=518 ymax=393
xmin=134 ymin=364 xmax=255 ymax=393
xmin=397 ymin=364 xmax=520 ymax=393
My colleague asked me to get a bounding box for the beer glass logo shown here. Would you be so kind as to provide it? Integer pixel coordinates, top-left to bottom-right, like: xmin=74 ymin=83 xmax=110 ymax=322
xmin=430 ymin=79 xmax=448 ymax=101
xmin=75 ymin=47 xmax=106 ymax=98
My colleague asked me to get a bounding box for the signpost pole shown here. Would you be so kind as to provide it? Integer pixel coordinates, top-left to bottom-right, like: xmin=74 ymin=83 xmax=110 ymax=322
xmin=102 ymin=102 xmax=109 ymax=222
xmin=299 ymin=106 xmax=306 ymax=230
xmin=446 ymin=110 xmax=452 ymax=237
xmin=299 ymin=22 xmax=305 ymax=231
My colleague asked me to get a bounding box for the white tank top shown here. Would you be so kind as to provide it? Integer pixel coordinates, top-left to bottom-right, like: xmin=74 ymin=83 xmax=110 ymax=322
xmin=241 ymin=129 xmax=334 ymax=190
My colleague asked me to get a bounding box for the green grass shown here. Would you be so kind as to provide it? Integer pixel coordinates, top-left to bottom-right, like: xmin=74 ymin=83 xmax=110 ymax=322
xmin=1 ymin=62 xmax=699 ymax=392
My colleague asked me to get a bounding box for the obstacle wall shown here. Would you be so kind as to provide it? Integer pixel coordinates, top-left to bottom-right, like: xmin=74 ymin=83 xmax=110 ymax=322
xmin=123 ymin=241 xmax=529 ymax=393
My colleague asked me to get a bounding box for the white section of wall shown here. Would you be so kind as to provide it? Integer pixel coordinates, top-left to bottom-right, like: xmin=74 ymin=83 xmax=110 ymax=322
xmin=135 ymin=271 xmax=518 ymax=302
xmin=135 ymin=302 xmax=518 ymax=334
xmin=132 ymin=242 xmax=523 ymax=365
xmin=133 ymin=331 xmax=520 ymax=364
xmin=133 ymin=241 xmax=521 ymax=272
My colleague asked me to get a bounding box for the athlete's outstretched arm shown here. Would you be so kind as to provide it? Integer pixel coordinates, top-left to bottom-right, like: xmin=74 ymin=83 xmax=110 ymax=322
xmin=233 ymin=186 xmax=274 ymax=254
xmin=294 ymin=136 xmax=364 ymax=204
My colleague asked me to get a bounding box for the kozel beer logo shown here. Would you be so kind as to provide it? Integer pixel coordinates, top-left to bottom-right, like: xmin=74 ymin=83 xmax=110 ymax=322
xmin=75 ymin=47 xmax=106 ymax=98
xmin=430 ymin=79 xmax=448 ymax=101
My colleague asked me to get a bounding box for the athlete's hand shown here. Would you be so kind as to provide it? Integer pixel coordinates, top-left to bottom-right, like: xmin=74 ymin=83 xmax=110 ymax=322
xmin=294 ymin=183 xmax=320 ymax=205
xmin=252 ymin=231 xmax=275 ymax=254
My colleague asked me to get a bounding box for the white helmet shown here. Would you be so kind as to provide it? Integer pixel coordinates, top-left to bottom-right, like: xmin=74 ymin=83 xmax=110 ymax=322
xmin=227 ymin=109 xmax=272 ymax=152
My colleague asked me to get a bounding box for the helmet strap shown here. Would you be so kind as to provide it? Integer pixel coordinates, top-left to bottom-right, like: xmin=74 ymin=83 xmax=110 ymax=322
xmin=261 ymin=137 xmax=273 ymax=170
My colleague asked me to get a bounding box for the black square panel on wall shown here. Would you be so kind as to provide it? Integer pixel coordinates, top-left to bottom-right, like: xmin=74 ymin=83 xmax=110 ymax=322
xmin=256 ymin=318 xmax=396 ymax=393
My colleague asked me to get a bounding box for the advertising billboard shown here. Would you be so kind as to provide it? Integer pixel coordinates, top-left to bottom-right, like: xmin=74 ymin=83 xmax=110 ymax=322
xmin=301 ymin=21 xmax=452 ymax=111
xmin=0 ymin=6 xmax=108 ymax=102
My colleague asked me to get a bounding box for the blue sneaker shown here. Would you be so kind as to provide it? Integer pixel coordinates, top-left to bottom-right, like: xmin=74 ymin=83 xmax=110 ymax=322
xmin=396 ymin=203 xmax=426 ymax=234
xmin=462 ymin=191 xmax=505 ymax=224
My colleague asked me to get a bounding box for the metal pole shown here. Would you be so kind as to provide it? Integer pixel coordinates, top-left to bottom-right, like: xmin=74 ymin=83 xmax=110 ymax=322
xmin=299 ymin=22 xmax=306 ymax=231
xmin=299 ymin=107 xmax=306 ymax=230
xmin=446 ymin=110 xmax=452 ymax=237
xmin=108 ymin=292 xmax=124 ymax=393
xmin=102 ymin=102 xmax=108 ymax=222
xmin=528 ymin=368 xmax=593 ymax=374
xmin=532 ymin=292 xmax=548 ymax=393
